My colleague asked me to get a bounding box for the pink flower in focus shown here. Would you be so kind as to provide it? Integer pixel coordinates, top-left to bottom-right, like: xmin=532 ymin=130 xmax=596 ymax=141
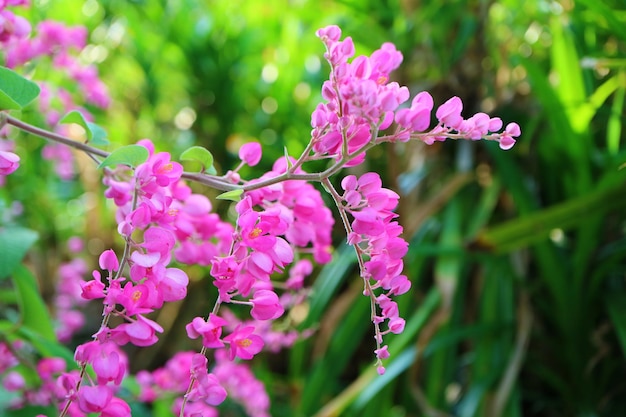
xmin=223 ymin=325 xmax=264 ymax=360
xmin=99 ymin=249 xmax=119 ymax=272
xmin=250 ymin=289 xmax=284 ymax=320
xmin=239 ymin=142 xmax=262 ymax=166
xmin=186 ymin=314 xmax=228 ymax=348
xmin=436 ymin=96 xmax=463 ymax=129
xmin=77 ymin=385 xmax=113 ymax=413
xmin=110 ymin=314 xmax=163 ymax=347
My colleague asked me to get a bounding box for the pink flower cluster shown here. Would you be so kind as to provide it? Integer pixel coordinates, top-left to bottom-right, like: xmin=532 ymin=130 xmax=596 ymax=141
xmin=340 ymin=172 xmax=410 ymax=373
xmin=52 ymin=141 xmax=201 ymax=414
xmin=1 ymin=2 xmax=110 ymax=181
xmin=311 ymin=25 xmax=521 ymax=161
xmin=136 ymin=349 xmax=270 ymax=417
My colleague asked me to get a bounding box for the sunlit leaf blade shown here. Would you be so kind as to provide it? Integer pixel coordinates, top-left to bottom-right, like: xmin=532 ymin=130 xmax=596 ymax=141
xmin=471 ymin=178 xmax=626 ymax=253
xmin=0 ymin=66 xmax=40 ymax=110
xmin=59 ymin=110 xmax=110 ymax=145
xmin=216 ymin=189 xmax=243 ymax=202
xmin=87 ymin=121 xmax=110 ymax=146
xmin=180 ymin=145 xmax=216 ymax=174
xmin=98 ymin=145 xmax=149 ymax=169
xmin=60 ymin=110 xmax=92 ymax=139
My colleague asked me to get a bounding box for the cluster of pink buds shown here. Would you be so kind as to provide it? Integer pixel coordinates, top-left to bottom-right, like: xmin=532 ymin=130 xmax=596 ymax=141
xmin=311 ymin=25 xmax=520 ymax=164
xmin=339 ymin=172 xmax=410 ymax=373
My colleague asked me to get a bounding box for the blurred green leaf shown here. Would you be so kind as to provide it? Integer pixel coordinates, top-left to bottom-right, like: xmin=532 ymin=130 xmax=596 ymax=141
xmin=607 ymin=73 xmax=625 ymax=154
xmin=12 ymin=265 xmax=55 ymax=341
xmin=0 ymin=66 xmax=40 ymax=110
xmin=98 ymin=145 xmax=149 ymax=169
xmin=472 ymin=178 xmax=626 ymax=253
xmin=0 ymin=227 xmax=38 ymax=281
xmin=59 ymin=110 xmax=110 ymax=145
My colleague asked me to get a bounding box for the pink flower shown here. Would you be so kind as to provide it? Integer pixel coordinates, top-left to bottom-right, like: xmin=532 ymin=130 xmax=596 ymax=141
xmin=80 ymin=271 xmax=106 ymax=300
xmin=239 ymin=142 xmax=262 ymax=166
xmin=77 ymin=385 xmax=113 ymax=413
xmin=99 ymin=249 xmax=119 ymax=272
xmin=436 ymin=96 xmax=463 ymax=129
xmin=101 ymin=397 xmax=131 ymax=417
xmin=2 ymin=371 xmax=25 ymax=391
xmin=158 ymin=267 xmax=189 ymax=302
xmin=0 ymin=151 xmax=19 ymax=175
xmin=185 ymin=314 xmax=228 ymax=348
xmin=92 ymin=348 xmax=126 ymax=386
xmin=250 ymin=289 xmax=284 ymax=320
xmin=223 ymin=325 xmax=264 ymax=360
xmin=110 ymin=314 xmax=163 ymax=347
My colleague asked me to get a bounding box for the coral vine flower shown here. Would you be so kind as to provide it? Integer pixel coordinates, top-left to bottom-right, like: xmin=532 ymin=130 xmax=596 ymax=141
xmin=186 ymin=314 xmax=228 ymax=348
xmin=223 ymin=325 xmax=264 ymax=360
xmin=239 ymin=142 xmax=262 ymax=166
xmin=0 ymin=151 xmax=20 ymax=175
xmin=250 ymin=289 xmax=284 ymax=320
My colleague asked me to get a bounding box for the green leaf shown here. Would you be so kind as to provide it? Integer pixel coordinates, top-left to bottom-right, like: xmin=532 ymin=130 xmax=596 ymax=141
xmin=16 ymin=326 xmax=76 ymax=368
xmin=607 ymin=292 xmax=626 ymax=360
xmin=86 ymin=122 xmax=109 ymax=145
xmin=98 ymin=145 xmax=149 ymax=169
xmin=0 ymin=227 xmax=38 ymax=281
xmin=59 ymin=110 xmax=110 ymax=145
xmin=180 ymin=146 xmax=216 ymax=174
xmin=12 ymin=265 xmax=55 ymax=341
xmin=0 ymin=66 xmax=40 ymax=110
xmin=216 ymin=188 xmax=243 ymax=202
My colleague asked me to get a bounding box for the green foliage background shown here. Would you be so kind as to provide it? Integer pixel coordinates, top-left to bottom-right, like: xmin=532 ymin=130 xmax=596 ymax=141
xmin=2 ymin=0 xmax=626 ymax=416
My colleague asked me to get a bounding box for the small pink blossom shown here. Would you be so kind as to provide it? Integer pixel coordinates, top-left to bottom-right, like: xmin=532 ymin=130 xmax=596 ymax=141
xmin=250 ymin=289 xmax=284 ymax=320
xmin=186 ymin=314 xmax=228 ymax=348
xmin=0 ymin=150 xmax=19 ymax=175
xmin=239 ymin=142 xmax=262 ymax=166
xmin=223 ymin=325 xmax=264 ymax=360
xmin=77 ymin=385 xmax=113 ymax=413
xmin=99 ymin=249 xmax=119 ymax=272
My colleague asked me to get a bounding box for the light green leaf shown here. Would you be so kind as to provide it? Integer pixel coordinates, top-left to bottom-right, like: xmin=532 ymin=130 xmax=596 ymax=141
xmin=98 ymin=145 xmax=149 ymax=169
xmin=0 ymin=227 xmax=38 ymax=281
xmin=0 ymin=66 xmax=40 ymax=110
xmin=216 ymin=188 xmax=243 ymax=202
xmin=12 ymin=265 xmax=55 ymax=341
xmin=59 ymin=110 xmax=110 ymax=145
xmin=180 ymin=146 xmax=216 ymax=174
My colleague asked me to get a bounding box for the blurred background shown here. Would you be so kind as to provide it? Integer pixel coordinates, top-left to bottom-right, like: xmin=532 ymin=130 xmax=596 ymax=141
xmin=5 ymin=0 xmax=626 ymax=416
